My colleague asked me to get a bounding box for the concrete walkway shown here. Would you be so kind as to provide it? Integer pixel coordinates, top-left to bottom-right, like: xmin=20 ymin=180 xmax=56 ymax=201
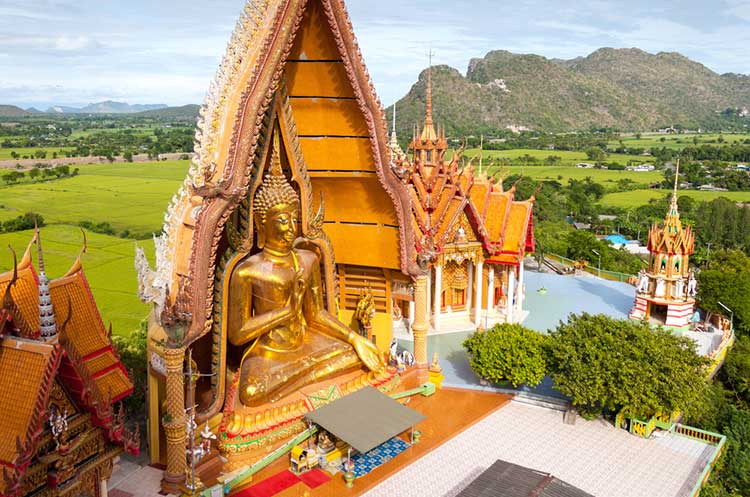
xmin=363 ymin=401 xmax=714 ymax=497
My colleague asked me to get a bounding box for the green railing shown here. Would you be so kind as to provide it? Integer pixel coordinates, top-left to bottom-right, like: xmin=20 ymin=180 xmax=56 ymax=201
xmin=671 ymin=424 xmax=727 ymax=497
xmin=544 ymin=253 xmax=635 ymax=282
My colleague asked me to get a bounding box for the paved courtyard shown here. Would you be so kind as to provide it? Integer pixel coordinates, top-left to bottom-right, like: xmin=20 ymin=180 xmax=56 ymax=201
xmin=363 ymin=401 xmax=715 ymax=497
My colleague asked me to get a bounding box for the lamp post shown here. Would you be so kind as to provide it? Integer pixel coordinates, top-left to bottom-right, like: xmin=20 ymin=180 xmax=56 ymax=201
xmin=592 ymin=249 xmax=601 ymax=278
xmin=717 ymin=301 xmax=734 ymax=332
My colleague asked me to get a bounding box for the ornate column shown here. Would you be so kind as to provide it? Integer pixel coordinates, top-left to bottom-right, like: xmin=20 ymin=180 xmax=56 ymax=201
xmin=412 ymin=275 xmax=429 ymax=367
xmin=467 ymin=261 xmax=474 ymax=315
xmin=473 ymin=260 xmax=483 ymax=325
xmin=487 ymin=266 xmax=495 ymax=320
xmin=161 ymin=347 xmax=187 ymax=494
xmin=507 ymin=270 xmax=516 ymax=324
xmin=517 ymin=262 xmax=525 ymax=314
xmin=433 ymin=263 xmax=442 ymax=331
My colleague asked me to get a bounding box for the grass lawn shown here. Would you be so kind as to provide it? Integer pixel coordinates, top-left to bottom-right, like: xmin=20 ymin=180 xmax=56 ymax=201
xmin=0 ymin=160 xmax=188 ymax=233
xmin=0 ymin=146 xmax=76 ymax=160
xmin=600 ymin=189 xmax=750 ymax=208
xmin=0 ymin=225 xmax=154 ymax=336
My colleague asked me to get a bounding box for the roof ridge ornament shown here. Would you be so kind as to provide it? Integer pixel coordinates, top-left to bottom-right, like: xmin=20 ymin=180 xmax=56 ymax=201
xmin=34 ymin=219 xmax=57 ymax=341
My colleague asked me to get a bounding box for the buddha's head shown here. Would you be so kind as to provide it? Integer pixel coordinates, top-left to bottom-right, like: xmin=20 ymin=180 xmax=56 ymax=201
xmin=254 ymin=132 xmax=300 ymax=252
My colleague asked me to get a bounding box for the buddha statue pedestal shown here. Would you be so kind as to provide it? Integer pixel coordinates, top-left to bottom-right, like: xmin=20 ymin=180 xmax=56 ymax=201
xmin=217 ymin=366 xmax=399 ymax=471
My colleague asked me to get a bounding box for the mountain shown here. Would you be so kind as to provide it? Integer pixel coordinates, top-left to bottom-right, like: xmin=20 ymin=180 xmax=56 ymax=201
xmin=391 ymin=48 xmax=750 ymax=134
xmin=0 ymin=105 xmax=33 ymax=118
xmin=133 ymin=104 xmax=200 ymax=121
xmin=46 ymin=101 xmax=168 ymax=114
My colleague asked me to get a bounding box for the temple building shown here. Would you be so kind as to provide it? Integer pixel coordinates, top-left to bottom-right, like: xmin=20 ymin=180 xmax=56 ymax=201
xmin=135 ymin=0 xmax=534 ymax=491
xmin=390 ymin=70 xmax=535 ymax=332
xmin=629 ymin=167 xmax=696 ymax=328
xmin=0 ymin=232 xmax=137 ymax=497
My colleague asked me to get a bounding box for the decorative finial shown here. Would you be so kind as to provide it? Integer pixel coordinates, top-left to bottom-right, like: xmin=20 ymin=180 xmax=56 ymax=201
xmin=425 ymin=55 xmax=434 ymax=127
xmin=392 ymin=100 xmax=397 ymax=135
xmin=35 ymin=220 xmax=57 ymax=341
xmin=271 ymin=129 xmax=283 ymax=177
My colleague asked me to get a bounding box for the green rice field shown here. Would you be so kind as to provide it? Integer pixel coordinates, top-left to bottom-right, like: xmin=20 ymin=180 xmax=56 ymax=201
xmin=610 ymin=133 xmax=750 ymax=150
xmin=482 ymin=164 xmax=663 ymax=186
xmin=0 ymin=160 xmax=188 ymax=233
xmin=600 ymin=189 xmax=750 ymax=208
xmin=0 ymin=225 xmax=155 ymax=336
xmin=464 ymin=148 xmax=648 ymax=166
xmin=0 ymin=146 xmax=76 ymax=160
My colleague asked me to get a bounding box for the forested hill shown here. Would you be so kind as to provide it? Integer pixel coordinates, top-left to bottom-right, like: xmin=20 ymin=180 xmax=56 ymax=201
xmin=391 ymin=48 xmax=750 ymax=135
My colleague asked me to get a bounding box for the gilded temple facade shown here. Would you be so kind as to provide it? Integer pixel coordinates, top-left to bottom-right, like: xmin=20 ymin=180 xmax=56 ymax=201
xmin=0 ymin=233 xmax=137 ymax=497
xmin=629 ymin=170 xmax=696 ymax=327
xmin=135 ymin=0 xmax=534 ymax=491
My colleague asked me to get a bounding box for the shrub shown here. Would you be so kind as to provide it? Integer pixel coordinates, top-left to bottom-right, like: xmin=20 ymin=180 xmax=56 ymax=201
xmin=463 ymin=323 xmax=549 ymax=387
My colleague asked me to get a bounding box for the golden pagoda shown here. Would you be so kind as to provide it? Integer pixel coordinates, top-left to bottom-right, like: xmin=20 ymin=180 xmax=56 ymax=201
xmin=630 ymin=162 xmax=696 ymax=327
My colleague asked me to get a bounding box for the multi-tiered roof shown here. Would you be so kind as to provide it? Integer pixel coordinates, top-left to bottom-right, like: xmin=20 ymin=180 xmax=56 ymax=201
xmin=390 ymin=70 xmax=535 ymax=266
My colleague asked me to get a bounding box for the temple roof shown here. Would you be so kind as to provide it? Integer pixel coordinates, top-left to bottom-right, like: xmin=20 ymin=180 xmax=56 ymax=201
xmin=0 ymin=237 xmax=133 ymax=413
xmin=0 ymin=337 xmax=59 ymax=469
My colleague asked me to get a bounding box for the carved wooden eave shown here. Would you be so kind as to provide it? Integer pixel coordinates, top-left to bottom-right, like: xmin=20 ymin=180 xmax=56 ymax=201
xmin=145 ymin=0 xmax=416 ymax=344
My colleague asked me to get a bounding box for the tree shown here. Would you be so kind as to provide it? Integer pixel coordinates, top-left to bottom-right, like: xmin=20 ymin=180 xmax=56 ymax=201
xmin=722 ymin=337 xmax=750 ymax=409
xmin=463 ymin=324 xmax=549 ymax=387
xmin=28 ymin=168 xmax=41 ymax=180
xmin=585 ymin=146 xmax=608 ymax=163
xmin=548 ymin=314 xmax=708 ymax=418
xmin=112 ymin=321 xmax=148 ymax=422
xmin=698 ymin=251 xmax=750 ymax=336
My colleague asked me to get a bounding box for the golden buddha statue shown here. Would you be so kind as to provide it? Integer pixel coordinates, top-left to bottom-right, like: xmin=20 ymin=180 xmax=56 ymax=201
xmin=228 ymin=136 xmax=385 ymax=407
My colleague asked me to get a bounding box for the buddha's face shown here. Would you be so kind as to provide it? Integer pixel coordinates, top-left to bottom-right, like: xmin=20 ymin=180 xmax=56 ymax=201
xmin=263 ymin=203 xmax=297 ymax=253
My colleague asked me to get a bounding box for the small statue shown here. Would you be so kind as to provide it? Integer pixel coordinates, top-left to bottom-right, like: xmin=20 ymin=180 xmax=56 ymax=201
xmin=354 ymin=288 xmax=375 ymax=337
xmin=636 ymin=270 xmax=650 ymax=294
xmin=429 ymin=353 xmax=442 ymax=373
xmin=654 ymin=277 xmax=666 ymax=298
xmin=399 ymin=350 xmax=415 ymax=368
xmin=389 ymin=338 xmax=398 ymax=364
xmin=674 ymin=279 xmax=685 ymax=300
xmin=687 ymin=271 xmax=698 ymax=298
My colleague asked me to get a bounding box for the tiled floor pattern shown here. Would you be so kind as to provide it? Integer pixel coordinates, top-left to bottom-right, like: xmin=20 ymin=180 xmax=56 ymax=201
xmin=109 ymin=464 xmax=167 ymax=497
xmin=351 ymin=438 xmax=410 ymax=478
xmin=362 ymin=401 xmax=714 ymax=497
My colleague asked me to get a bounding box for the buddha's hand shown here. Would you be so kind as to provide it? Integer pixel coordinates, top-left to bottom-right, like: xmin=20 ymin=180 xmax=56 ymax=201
xmin=351 ymin=333 xmax=385 ymax=372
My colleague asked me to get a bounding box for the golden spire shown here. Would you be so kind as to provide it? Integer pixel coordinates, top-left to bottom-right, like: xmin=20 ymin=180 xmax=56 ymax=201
xmin=420 ymin=51 xmax=438 ymax=143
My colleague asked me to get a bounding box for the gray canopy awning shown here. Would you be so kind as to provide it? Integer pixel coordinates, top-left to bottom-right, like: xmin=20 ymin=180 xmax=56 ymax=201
xmin=304 ymin=386 xmax=425 ymax=454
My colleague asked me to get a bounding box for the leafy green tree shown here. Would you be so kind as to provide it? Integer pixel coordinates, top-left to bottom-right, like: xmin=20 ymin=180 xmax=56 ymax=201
xmin=722 ymin=338 xmax=750 ymax=409
xmin=112 ymin=321 xmax=148 ymax=422
xmin=463 ymin=324 xmax=549 ymax=387
xmin=548 ymin=314 xmax=708 ymax=417
xmin=698 ymin=251 xmax=750 ymax=336
xmin=585 ymin=146 xmax=608 ymax=163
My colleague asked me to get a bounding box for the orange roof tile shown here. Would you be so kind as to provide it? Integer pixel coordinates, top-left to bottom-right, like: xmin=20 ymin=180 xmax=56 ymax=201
xmin=50 ymin=270 xmax=132 ymax=403
xmin=0 ymin=264 xmax=40 ymax=333
xmin=0 ymin=337 xmax=58 ymax=465
xmin=501 ymin=202 xmax=533 ymax=255
xmin=483 ymin=192 xmax=512 ymax=243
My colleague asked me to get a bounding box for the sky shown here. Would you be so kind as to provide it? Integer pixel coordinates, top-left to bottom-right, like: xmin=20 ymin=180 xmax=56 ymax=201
xmin=1 ymin=0 xmax=750 ymax=110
